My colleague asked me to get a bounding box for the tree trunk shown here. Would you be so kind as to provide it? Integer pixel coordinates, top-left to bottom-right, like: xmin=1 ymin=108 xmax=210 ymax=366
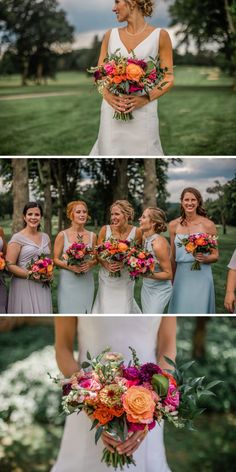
xmin=113 ymin=159 xmax=128 ymax=201
xmin=37 ymin=159 xmax=52 ymax=239
xmin=21 ymin=58 xmax=28 ymax=86
xmin=221 ymin=211 xmax=227 ymax=235
xmin=142 ymin=158 xmax=157 ymax=209
xmin=192 ymin=317 xmax=209 ymax=359
xmin=12 ymin=159 xmax=29 ymax=232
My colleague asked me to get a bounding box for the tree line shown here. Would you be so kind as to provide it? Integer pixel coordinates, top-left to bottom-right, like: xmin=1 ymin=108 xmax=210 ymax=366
xmin=0 ymin=0 xmax=236 ymax=85
xmin=0 ymin=158 xmax=235 ymax=238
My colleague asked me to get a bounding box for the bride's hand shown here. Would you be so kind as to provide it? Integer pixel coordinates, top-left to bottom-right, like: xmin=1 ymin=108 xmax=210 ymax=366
xmin=68 ymin=264 xmax=86 ymax=274
xmin=116 ymin=430 xmax=147 ymax=456
xmin=124 ymin=95 xmax=149 ymax=114
xmin=101 ymin=432 xmax=122 ymax=453
xmin=103 ymin=261 xmax=122 ymax=272
xmin=103 ymin=89 xmax=127 ymax=113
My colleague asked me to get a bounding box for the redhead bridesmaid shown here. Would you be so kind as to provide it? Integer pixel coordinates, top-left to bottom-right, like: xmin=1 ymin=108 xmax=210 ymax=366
xmin=54 ymin=201 xmax=97 ymax=314
xmin=7 ymin=202 xmax=52 ymax=314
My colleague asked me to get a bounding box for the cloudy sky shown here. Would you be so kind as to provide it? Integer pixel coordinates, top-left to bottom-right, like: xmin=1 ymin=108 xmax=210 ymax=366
xmin=58 ymin=0 xmax=177 ymax=49
xmin=167 ymin=157 xmax=236 ymax=202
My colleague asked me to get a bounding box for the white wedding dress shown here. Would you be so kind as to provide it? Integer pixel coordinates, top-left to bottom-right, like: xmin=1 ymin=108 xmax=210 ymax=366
xmin=90 ymin=28 xmax=164 ymax=156
xmin=51 ymin=317 xmax=171 ymax=472
xmin=92 ymin=225 xmax=141 ymax=314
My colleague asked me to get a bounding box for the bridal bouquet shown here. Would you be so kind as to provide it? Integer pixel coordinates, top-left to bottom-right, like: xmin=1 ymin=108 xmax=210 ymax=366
xmin=88 ymin=49 xmax=168 ymax=121
xmin=177 ymin=233 xmax=218 ymax=270
xmin=26 ymin=254 xmax=53 ymax=285
xmin=96 ymin=238 xmax=130 ymax=277
xmin=52 ymin=347 xmax=221 ymax=471
xmin=125 ymin=245 xmax=155 ymax=280
xmin=63 ymin=236 xmax=95 ymax=275
xmin=0 ymin=252 xmax=6 ymax=271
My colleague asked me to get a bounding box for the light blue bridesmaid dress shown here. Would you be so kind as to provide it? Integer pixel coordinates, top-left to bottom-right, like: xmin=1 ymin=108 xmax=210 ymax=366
xmin=57 ymin=231 xmax=95 ymax=314
xmin=141 ymin=234 xmax=172 ymax=314
xmin=168 ymin=234 xmax=216 ymax=314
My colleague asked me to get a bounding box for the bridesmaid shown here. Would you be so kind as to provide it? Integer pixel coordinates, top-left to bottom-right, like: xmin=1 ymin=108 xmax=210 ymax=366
xmin=54 ymin=201 xmax=97 ymax=314
xmin=224 ymin=249 xmax=236 ymax=313
xmin=7 ymin=202 xmax=52 ymax=314
xmin=168 ymin=187 xmax=219 ymax=314
xmin=139 ymin=207 xmax=172 ymax=314
xmin=0 ymin=226 xmax=7 ymax=314
xmin=92 ymin=200 xmax=142 ymax=314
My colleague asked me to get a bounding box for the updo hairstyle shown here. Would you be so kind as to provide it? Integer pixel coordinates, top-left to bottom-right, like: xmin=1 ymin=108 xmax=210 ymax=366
xmin=110 ymin=200 xmax=135 ymax=222
xmin=146 ymin=207 xmax=167 ymax=233
xmin=125 ymin=0 xmax=154 ymax=17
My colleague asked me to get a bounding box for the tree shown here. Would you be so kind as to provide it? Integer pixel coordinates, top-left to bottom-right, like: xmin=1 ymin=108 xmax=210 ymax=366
xmin=167 ymin=0 xmax=236 ymax=87
xmin=143 ymin=159 xmax=157 ymax=208
xmin=0 ymin=0 xmax=74 ymax=85
xmin=37 ymin=159 xmax=52 ymax=238
xmin=206 ymin=176 xmax=236 ymax=233
xmin=12 ymin=159 xmax=29 ymax=232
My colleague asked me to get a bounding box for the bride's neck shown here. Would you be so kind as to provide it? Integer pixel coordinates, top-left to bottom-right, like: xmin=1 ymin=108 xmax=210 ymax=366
xmin=126 ymin=13 xmax=146 ymax=34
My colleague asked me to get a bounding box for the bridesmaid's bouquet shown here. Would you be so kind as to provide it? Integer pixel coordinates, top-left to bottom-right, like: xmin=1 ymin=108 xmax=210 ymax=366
xmin=125 ymin=245 xmax=155 ymax=280
xmin=26 ymin=254 xmax=53 ymax=286
xmin=96 ymin=238 xmax=130 ymax=277
xmin=177 ymin=233 xmax=218 ymax=270
xmin=63 ymin=236 xmax=95 ymax=275
xmin=51 ymin=347 xmax=221 ymax=471
xmin=0 ymin=252 xmax=6 ymax=271
xmin=88 ymin=49 xmax=168 ymax=121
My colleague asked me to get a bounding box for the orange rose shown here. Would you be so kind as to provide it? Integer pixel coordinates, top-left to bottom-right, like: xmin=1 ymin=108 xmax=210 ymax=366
xmin=137 ymin=252 xmax=146 ymax=259
xmin=93 ymin=405 xmax=114 ymax=425
xmin=126 ymin=63 xmax=144 ymax=82
xmin=195 ymin=238 xmax=206 ymax=246
xmin=0 ymin=253 xmax=6 ymax=271
xmin=47 ymin=264 xmax=53 ymax=274
xmin=112 ymin=74 xmax=127 ymax=84
xmin=185 ymin=242 xmax=196 ymax=253
xmin=122 ymin=386 xmax=155 ymax=423
xmin=118 ymin=242 xmax=129 ymax=252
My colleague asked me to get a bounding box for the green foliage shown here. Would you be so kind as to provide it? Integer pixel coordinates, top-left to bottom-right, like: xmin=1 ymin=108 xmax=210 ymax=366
xmin=168 ymin=0 xmax=236 ymax=78
xmin=0 ymin=0 xmax=74 ymax=83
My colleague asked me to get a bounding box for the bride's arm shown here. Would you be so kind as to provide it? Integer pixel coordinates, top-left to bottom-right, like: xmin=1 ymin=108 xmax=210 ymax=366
xmin=156 ymin=317 xmax=177 ymax=370
xmin=148 ymin=29 xmax=174 ymax=101
xmin=55 ymin=317 xmax=80 ymax=377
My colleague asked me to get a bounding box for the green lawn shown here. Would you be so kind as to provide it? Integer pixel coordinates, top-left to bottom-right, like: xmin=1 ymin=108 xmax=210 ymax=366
xmin=0 ymin=67 xmax=235 ymax=155
xmin=1 ymin=218 xmax=235 ymax=314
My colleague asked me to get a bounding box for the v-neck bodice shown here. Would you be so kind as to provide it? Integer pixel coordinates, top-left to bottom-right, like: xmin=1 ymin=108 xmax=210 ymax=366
xmin=8 ymin=232 xmax=50 ymax=268
xmin=108 ymin=27 xmax=161 ymax=59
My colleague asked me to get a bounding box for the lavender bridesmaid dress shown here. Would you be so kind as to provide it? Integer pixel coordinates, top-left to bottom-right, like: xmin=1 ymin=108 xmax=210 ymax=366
xmin=0 ymin=236 xmax=7 ymax=314
xmin=7 ymin=232 xmax=52 ymax=314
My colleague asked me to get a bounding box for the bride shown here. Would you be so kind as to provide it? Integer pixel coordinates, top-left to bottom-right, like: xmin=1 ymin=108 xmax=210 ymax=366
xmin=51 ymin=315 xmax=176 ymax=472
xmin=90 ymin=0 xmax=173 ymax=156
xmin=92 ymin=200 xmax=142 ymax=314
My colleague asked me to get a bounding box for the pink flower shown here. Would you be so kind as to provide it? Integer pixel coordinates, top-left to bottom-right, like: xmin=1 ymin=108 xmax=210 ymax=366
xmin=104 ymin=61 xmax=116 ymax=75
xmin=148 ymin=69 xmax=157 ymax=81
xmin=79 ymin=378 xmax=101 ymax=391
xmin=163 ymin=384 xmax=180 ymax=412
xmin=129 ymin=84 xmax=144 ymax=93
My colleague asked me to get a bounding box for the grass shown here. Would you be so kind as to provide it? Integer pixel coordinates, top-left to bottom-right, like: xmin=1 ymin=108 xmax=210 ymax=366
xmin=0 ymin=67 xmax=235 ymax=155
xmin=0 ymin=218 xmax=235 ymax=314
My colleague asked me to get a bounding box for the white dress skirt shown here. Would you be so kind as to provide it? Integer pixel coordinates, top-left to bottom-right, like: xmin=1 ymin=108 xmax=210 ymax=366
xmin=90 ymin=28 xmax=164 ymax=156
xmin=92 ymin=225 xmax=141 ymax=314
xmin=51 ymin=317 xmax=171 ymax=472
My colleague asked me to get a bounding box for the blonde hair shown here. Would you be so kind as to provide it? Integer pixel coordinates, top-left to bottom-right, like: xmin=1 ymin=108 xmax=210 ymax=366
xmin=110 ymin=200 xmax=134 ymax=222
xmin=66 ymin=200 xmax=89 ymax=221
xmin=125 ymin=0 xmax=154 ymax=17
xmin=146 ymin=207 xmax=167 ymax=233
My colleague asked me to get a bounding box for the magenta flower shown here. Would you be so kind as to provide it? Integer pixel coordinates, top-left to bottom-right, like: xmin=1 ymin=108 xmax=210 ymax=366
xmin=127 ymin=58 xmax=147 ymax=69
xmin=140 ymin=363 xmax=163 ymax=383
xmin=128 ymin=420 xmax=156 ymax=432
xmin=129 ymin=84 xmax=144 ymax=93
xmin=123 ymin=366 xmax=141 ymax=382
